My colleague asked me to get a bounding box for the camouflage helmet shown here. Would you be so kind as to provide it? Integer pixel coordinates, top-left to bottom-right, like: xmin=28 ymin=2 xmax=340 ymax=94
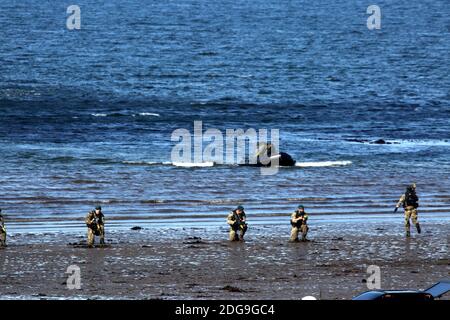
xmin=406 ymin=183 xmax=416 ymax=192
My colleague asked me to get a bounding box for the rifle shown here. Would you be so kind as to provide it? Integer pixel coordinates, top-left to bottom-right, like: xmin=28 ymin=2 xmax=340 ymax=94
xmin=291 ymin=218 xmax=305 ymax=228
xmin=232 ymin=220 xmax=245 ymax=230
xmin=232 ymin=212 xmax=246 ymax=230
xmin=291 ymin=211 xmax=306 ymax=228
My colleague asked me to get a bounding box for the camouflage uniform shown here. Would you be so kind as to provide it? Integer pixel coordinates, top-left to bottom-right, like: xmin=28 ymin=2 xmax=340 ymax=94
xmin=290 ymin=210 xmax=309 ymax=242
xmin=396 ymin=185 xmax=420 ymax=237
xmin=0 ymin=214 xmax=6 ymax=247
xmin=85 ymin=210 xmax=105 ymax=246
xmin=227 ymin=210 xmax=248 ymax=241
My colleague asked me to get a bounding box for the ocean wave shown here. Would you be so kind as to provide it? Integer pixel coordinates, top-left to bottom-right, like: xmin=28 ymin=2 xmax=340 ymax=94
xmin=388 ymin=139 xmax=450 ymax=147
xmin=49 ymin=156 xmax=78 ymax=163
xmin=172 ymin=161 xmax=215 ymax=167
xmin=136 ymin=112 xmax=160 ymax=117
xmin=139 ymin=199 xmax=252 ymax=205
xmin=120 ymin=160 xmax=352 ymax=168
xmin=122 ymin=160 xmax=215 ymax=167
xmin=2 ymin=197 xmax=128 ymax=205
xmin=72 ymin=179 xmax=99 ymax=185
xmin=121 ymin=160 xmax=218 ymax=167
xmin=122 ymin=160 xmax=159 ymax=165
xmin=91 ymin=112 xmax=160 ymax=118
xmin=343 ymin=138 xmax=450 ymax=147
xmin=295 ymin=161 xmax=352 ymax=168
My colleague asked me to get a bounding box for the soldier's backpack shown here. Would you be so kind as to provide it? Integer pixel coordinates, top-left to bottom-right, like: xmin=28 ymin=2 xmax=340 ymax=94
xmin=404 ymin=189 xmax=419 ymax=208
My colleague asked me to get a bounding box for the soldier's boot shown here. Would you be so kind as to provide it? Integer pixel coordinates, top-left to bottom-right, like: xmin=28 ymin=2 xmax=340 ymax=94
xmin=405 ymin=219 xmax=411 ymax=238
xmin=99 ymin=236 xmax=105 ymax=245
xmin=416 ymin=223 xmax=421 ymax=234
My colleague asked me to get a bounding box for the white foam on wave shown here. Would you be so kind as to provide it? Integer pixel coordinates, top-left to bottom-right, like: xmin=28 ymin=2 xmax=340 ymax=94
xmin=121 ymin=160 xmax=351 ymax=168
xmin=138 ymin=112 xmax=160 ymax=117
xmin=172 ymin=161 xmax=215 ymax=167
xmin=295 ymin=161 xmax=352 ymax=168
xmin=123 ymin=161 xmax=215 ymax=167
xmin=122 ymin=160 xmax=158 ymax=165
xmin=92 ymin=112 xmax=160 ymax=117
xmin=388 ymin=139 xmax=450 ymax=147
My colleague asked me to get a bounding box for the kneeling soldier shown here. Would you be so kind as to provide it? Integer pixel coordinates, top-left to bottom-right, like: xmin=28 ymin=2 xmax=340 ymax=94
xmin=0 ymin=209 xmax=6 ymax=247
xmin=85 ymin=206 xmax=105 ymax=247
xmin=227 ymin=205 xmax=248 ymax=241
xmin=290 ymin=205 xmax=309 ymax=242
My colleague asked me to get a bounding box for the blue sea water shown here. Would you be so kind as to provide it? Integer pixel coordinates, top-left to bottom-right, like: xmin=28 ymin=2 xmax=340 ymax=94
xmin=0 ymin=0 xmax=449 ymax=231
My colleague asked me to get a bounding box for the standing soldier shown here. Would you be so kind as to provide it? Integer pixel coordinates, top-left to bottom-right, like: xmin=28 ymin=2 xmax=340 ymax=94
xmin=85 ymin=206 xmax=105 ymax=247
xmin=395 ymin=183 xmax=421 ymax=237
xmin=227 ymin=205 xmax=248 ymax=241
xmin=0 ymin=209 xmax=6 ymax=247
xmin=290 ymin=205 xmax=309 ymax=242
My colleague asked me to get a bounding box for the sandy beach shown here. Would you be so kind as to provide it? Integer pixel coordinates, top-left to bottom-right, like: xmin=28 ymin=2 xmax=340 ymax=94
xmin=1 ymin=0 xmax=449 ymax=305
xmin=0 ymin=220 xmax=448 ymax=300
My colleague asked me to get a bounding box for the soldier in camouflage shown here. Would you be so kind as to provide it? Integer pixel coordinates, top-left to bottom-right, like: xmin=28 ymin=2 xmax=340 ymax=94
xmin=227 ymin=205 xmax=248 ymax=241
xmin=0 ymin=209 xmax=6 ymax=247
xmin=85 ymin=206 xmax=105 ymax=247
xmin=290 ymin=205 xmax=309 ymax=242
xmin=395 ymin=183 xmax=421 ymax=237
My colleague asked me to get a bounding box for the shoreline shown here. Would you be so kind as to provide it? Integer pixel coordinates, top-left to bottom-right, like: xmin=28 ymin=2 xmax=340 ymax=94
xmin=0 ymin=221 xmax=448 ymax=300
xmin=2 ymin=211 xmax=449 ymax=239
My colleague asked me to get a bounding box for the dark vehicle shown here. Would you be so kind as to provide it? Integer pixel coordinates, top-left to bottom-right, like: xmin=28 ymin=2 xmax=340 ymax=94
xmin=353 ymin=279 xmax=450 ymax=300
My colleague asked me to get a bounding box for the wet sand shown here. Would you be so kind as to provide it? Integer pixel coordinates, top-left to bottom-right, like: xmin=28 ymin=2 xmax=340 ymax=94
xmin=0 ymin=222 xmax=448 ymax=300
